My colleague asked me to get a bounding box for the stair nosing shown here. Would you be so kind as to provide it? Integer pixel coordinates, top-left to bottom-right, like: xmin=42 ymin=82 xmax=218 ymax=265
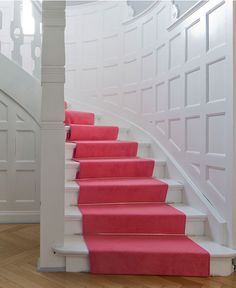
xmin=53 ymin=234 xmax=236 ymax=258
xmin=64 ymin=178 xmax=184 ymax=192
xmin=64 ymin=204 xmax=207 ymax=221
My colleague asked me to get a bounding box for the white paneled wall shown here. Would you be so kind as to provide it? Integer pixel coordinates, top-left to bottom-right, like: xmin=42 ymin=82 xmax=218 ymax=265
xmin=0 ymin=90 xmax=40 ymax=222
xmin=65 ymin=0 xmax=235 ymax=246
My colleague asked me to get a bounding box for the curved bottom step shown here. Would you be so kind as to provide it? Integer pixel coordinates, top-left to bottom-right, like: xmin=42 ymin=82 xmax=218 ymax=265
xmin=53 ymin=235 xmax=236 ymax=276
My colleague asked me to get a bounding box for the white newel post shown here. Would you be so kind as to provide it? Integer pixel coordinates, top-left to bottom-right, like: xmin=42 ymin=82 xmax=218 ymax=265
xmin=39 ymin=1 xmax=66 ymax=269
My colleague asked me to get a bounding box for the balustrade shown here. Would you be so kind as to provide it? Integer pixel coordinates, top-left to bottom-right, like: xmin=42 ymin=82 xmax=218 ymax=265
xmin=0 ymin=0 xmax=42 ymax=79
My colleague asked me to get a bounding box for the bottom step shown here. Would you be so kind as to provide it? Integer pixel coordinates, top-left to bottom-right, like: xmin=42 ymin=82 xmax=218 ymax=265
xmin=53 ymin=235 xmax=236 ymax=276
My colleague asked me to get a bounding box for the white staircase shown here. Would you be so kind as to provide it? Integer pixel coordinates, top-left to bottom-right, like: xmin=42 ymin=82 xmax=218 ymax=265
xmin=52 ymin=112 xmax=236 ymax=276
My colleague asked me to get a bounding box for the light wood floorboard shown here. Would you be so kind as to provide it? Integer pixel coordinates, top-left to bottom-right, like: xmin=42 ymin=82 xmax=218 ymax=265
xmin=0 ymin=224 xmax=236 ymax=288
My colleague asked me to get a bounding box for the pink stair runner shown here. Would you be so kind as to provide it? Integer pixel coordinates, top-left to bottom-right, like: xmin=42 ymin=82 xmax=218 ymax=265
xmin=65 ymin=107 xmax=210 ymax=277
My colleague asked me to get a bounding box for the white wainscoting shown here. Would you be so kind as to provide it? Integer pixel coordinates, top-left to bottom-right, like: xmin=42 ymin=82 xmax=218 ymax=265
xmin=65 ymin=0 xmax=235 ymax=247
xmin=0 ymin=90 xmax=40 ymax=222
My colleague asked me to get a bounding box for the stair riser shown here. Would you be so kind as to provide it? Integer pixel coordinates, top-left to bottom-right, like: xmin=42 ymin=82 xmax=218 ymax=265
xmin=137 ymin=145 xmax=151 ymax=158
xmin=65 ymin=162 xmax=166 ymax=181
xmin=65 ymin=190 xmax=78 ymax=208
xmin=64 ymin=255 xmax=234 ymax=276
xmin=65 ymin=144 xmax=151 ymax=160
xmin=64 ymin=218 xmax=205 ymax=237
xmin=65 ymin=164 xmax=80 ymax=182
xmin=65 ymin=129 xmax=130 ymax=141
xmin=153 ymin=163 xmax=166 ymax=179
xmin=64 ymin=187 xmax=183 ymax=208
xmin=65 ymin=220 xmax=82 ymax=235
xmin=65 ymin=147 xmax=75 ymax=160
xmin=118 ymin=129 xmax=131 ymax=141
xmin=66 ymin=255 xmax=89 ymax=273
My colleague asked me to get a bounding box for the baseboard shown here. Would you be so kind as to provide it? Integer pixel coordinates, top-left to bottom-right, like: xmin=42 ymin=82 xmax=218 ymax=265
xmin=0 ymin=211 xmax=40 ymax=223
xmin=37 ymin=258 xmax=66 ymax=272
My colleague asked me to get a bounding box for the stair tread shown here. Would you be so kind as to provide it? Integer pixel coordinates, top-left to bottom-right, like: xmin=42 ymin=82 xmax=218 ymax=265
xmin=64 ymin=204 xmax=206 ymax=220
xmin=65 ymin=141 xmax=150 ymax=153
xmin=73 ymin=157 xmax=166 ymax=166
xmin=65 ymin=142 xmax=77 ymax=149
xmin=65 ymin=125 xmax=130 ymax=132
xmin=65 ymin=160 xmax=80 ymax=168
xmin=65 ymin=178 xmax=183 ymax=190
xmin=75 ymin=157 xmax=153 ymax=162
xmin=71 ymin=158 xmax=166 ymax=167
xmin=53 ymin=234 xmax=236 ymax=258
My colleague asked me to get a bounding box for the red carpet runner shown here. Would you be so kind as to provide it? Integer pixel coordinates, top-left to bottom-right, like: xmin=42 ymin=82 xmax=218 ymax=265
xmin=65 ymin=106 xmax=210 ymax=277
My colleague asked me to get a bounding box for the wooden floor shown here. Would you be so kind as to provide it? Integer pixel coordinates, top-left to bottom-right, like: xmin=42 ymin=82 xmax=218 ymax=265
xmin=0 ymin=224 xmax=236 ymax=288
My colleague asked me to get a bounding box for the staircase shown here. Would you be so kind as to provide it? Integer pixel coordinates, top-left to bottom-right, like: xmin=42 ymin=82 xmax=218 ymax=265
xmin=52 ymin=105 xmax=236 ymax=276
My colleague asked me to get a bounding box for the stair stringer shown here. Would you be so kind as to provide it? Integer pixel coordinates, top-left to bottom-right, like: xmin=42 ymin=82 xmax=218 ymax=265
xmin=65 ymin=96 xmax=228 ymax=247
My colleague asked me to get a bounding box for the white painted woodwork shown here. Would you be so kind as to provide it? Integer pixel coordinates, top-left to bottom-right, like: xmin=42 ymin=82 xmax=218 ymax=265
xmin=39 ymin=0 xmax=66 ymax=270
xmin=233 ymin=0 xmax=236 ymax=251
xmin=0 ymin=0 xmax=42 ymax=78
xmin=64 ymin=0 xmax=236 ymax=248
xmin=0 ymin=89 xmax=40 ymax=222
xmin=0 ymin=24 xmax=41 ymax=222
xmin=53 ymin=234 xmax=236 ymax=276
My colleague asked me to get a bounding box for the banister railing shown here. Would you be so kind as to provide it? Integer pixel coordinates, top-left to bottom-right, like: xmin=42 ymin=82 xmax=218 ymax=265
xmin=0 ymin=0 xmax=42 ymax=79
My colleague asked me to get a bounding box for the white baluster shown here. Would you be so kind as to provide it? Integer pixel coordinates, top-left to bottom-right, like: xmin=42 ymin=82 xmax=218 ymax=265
xmin=31 ymin=1 xmax=42 ymax=79
xmin=10 ymin=0 xmax=24 ymax=66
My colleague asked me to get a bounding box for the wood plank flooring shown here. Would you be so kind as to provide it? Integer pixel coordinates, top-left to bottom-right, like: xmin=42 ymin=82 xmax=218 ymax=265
xmin=0 ymin=224 xmax=235 ymax=288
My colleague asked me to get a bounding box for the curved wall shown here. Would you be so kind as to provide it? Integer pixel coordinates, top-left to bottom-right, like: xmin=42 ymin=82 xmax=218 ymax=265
xmin=65 ymin=0 xmax=234 ymax=245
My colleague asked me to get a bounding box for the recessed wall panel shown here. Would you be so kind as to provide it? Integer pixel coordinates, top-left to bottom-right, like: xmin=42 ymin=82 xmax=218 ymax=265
xmin=207 ymin=3 xmax=226 ymax=51
xmin=186 ymin=19 xmax=202 ymax=61
xmin=156 ymin=44 xmax=167 ymax=76
xmin=156 ymin=82 xmax=166 ymax=113
xmin=124 ymin=90 xmax=139 ymax=114
xmin=82 ymin=68 xmax=97 ymax=90
xmin=103 ymin=5 xmax=120 ymax=35
xmin=169 ymin=76 xmax=182 ymax=110
xmin=82 ymin=12 xmax=99 ymax=41
xmin=142 ymin=52 xmax=154 ymax=81
xmin=169 ymin=33 xmax=184 ymax=70
xmin=186 ymin=68 xmax=201 ymax=106
xmin=156 ymin=6 xmax=168 ymax=44
xmin=142 ymin=18 xmax=154 ymax=48
xmin=186 ymin=117 xmax=201 ymax=153
xmin=124 ymin=28 xmax=138 ymax=55
xmin=65 ymin=43 xmax=76 ymax=66
xmin=0 ymin=101 xmax=7 ymax=121
xmin=0 ymin=170 xmax=7 ymax=202
xmin=0 ymin=131 xmax=7 ymax=161
xmin=103 ymin=65 xmax=119 ymax=88
xmin=207 ymin=114 xmax=225 ymax=155
xmin=82 ymin=41 xmax=98 ymax=68
xmin=124 ymin=60 xmax=138 ymax=85
xmin=15 ymin=170 xmax=35 ymax=202
xmin=207 ymin=58 xmax=226 ymax=103
xmin=103 ymin=35 xmax=119 ymax=61
xmin=141 ymin=87 xmax=155 ymax=114
xmin=16 ymin=131 xmax=35 ymax=161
